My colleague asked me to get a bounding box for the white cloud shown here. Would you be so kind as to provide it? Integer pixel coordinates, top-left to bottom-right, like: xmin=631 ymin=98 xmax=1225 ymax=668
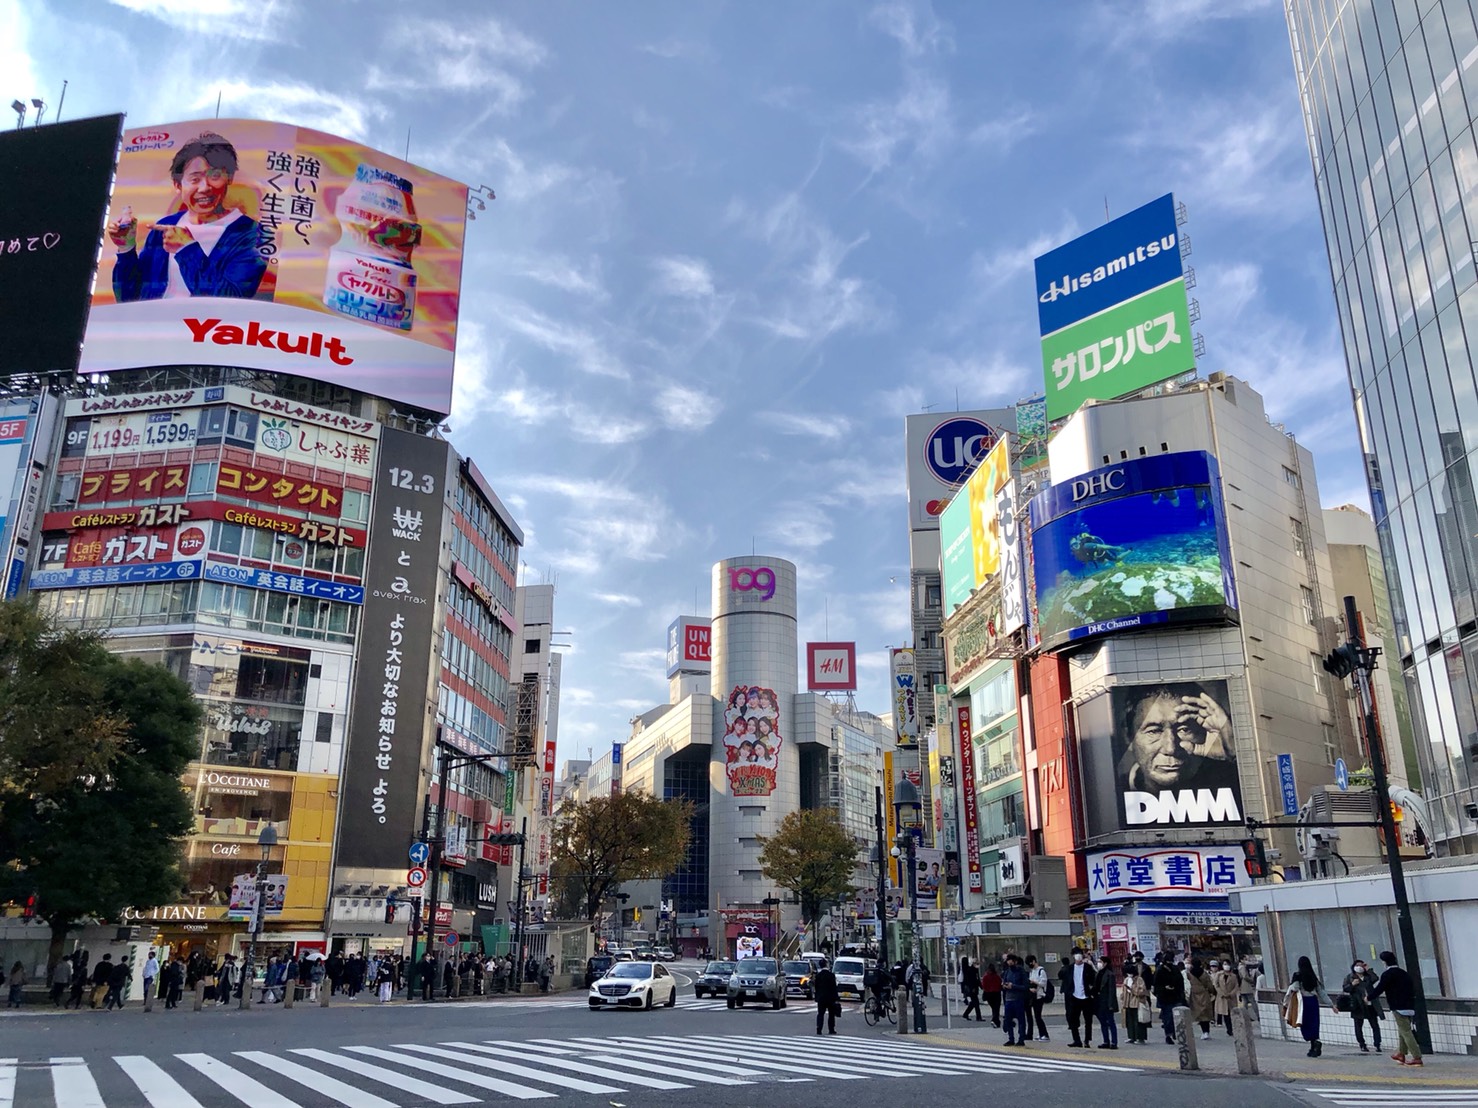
xmin=0 ymin=0 xmax=39 ymax=97
xmin=652 ymin=255 xmax=716 ymax=299
xmin=518 ymin=476 xmax=689 ymax=568
xmin=593 ymin=593 xmax=643 ymax=607
xmin=197 ymin=81 xmax=383 ymax=141
xmin=867 ymin=1 xmax=950 ymax=59
xmin=967 ymin=106 xmax=1036 ymax=152
xmin=108 ymin=0 xmax=280 ymax=40
xmin=366 ymin=16 xmax=546 ymax=113
xmin=655 ymin=384 xmax=721 ymax=431
xmin=498 ymin=299 xmax=629 ymax=379
xmin=449 ymin=320 xmax=497 ymax=427
xmin=512 ymin=254 xmax=607 ymax=300
xmin=639 ymin=37 xmax=713 ymax=61
xmin=841 ymin=70 xmax=954 ymax=175
xmin=769 ymin=413 xmax=851 ymax=440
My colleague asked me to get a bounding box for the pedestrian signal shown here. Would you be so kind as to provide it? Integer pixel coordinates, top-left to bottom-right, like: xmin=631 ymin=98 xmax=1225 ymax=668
xmin=1240 ymin=838 xmax=1269 ymax=879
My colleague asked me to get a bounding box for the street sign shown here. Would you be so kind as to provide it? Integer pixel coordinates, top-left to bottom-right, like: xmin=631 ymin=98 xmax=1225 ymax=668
xmin=444 ymin=931 xmax=459 ymax=947
xmin=946 ymin=936 xmax=960 ymax=946
xmin=409 ymin=842 xmax=430 ymax=866
xmin=1335 ymin=758 xmax=1349 ymax=791
xmin=406 ymin=866 xmax=427 ymax=888
xmin=1276 ymin=753 xmax=1299 ymax=816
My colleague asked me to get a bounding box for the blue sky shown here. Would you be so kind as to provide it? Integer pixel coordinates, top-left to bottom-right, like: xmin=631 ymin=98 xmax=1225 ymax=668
xmin=7 ymin=0 xmax=1362 ymax=766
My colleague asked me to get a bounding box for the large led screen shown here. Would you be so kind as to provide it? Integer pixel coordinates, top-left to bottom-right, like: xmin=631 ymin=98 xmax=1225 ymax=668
xmin=1027 ymin=450 xmax=1236 ymax=649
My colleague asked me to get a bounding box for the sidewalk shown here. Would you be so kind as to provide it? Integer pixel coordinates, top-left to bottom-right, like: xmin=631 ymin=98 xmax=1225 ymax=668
xmin=869 ymin=997 xmax=1478 ymax=1087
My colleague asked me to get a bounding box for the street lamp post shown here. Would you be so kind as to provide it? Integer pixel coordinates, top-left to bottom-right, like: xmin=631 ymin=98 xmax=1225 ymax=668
xmin=238 ymin=824 xmax=278 ymax=1010
xmin=892 ymin=777 xmax=926 ymax=1035
xmin=874 ymin=786 xmax=888 ymax=963
xmin=762 ymin=893 xmax=781 ymax=957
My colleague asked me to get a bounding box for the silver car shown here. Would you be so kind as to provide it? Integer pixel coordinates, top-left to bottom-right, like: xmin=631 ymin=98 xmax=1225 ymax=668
xmin=726 ymin=957 xmax=787 ymax=1009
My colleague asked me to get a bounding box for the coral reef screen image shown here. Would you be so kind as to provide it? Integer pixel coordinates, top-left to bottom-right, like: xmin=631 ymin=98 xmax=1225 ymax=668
xmin=1027 ymin=451 xmax=1237 ymax=649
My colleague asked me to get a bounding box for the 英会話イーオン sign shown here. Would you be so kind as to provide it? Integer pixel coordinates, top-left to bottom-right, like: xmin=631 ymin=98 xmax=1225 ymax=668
xmin=1034 ymin=193 xmax=1195 ymax=420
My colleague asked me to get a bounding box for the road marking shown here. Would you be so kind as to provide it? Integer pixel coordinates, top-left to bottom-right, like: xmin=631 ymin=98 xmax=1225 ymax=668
xmin=0 ymin=1060 xmax=13 ymax=1108
xmin=459 ymin=1042 xmax=691 ymax=1090
xmin=628 ymin=1035 xmax=863 ymax=1080
xmin=114 ymin=1056 xmax=207 ymax=1108
xmin=401 ymin=1043 xmax=623 ymax=1095
xmin=290 ymin=1049 xmax=479 ymax=1105
xmin=580 ymin=1054 xmax=756 ymax=1085
xmin=50 ymin=1057 xmax=106 ymax=1108
xmin=571 ymin=1037 xmax=808 ymax=1082
xmin=1302 ymin=1091 xmax=1478 ymax=1106
xmin=342 ymin=1046 xmax=555 ymax=1100
xmin=176 ymin=1054 xmax=304 ymax=1107
xmin=236 ymin=1051 xmax=398 ymax=1108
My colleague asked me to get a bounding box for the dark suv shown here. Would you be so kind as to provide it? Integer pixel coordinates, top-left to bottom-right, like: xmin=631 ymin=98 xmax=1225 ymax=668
xmin=584 ymin=954 xmax=615 ymax=987
xmin=694 ymin=960 xmax=737 ymax=999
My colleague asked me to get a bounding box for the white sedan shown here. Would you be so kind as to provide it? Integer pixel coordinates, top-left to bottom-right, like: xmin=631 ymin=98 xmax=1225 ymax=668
xmin=588 ymin=961 xmax=678 ymax=1010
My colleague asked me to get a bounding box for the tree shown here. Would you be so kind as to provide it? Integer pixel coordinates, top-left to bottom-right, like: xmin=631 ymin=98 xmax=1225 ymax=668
xmin=0 ymin=603 xmax=200 ymax=971
xmin=757 ymin=808 xmax=860 ymax=949
xmin=551 ymin=791 xmax=693 ymax=922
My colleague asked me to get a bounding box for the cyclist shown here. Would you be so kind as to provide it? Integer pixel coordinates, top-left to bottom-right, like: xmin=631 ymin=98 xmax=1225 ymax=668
xmin=865 ymin=958 xmax=893 ymax=1015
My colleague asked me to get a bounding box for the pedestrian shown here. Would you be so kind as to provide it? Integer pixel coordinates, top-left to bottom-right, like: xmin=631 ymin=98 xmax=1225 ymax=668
xmin=1000 ymin=954 xmax=1030 ymax=1046
xmin=1093 ymin=955 xmax=1119 ymax=1049
xmin=215 ymin=956 xmax=235 ymax=1007
xmin=1026 ymin=954 xmax=1051 ymax=1041
xmin=104 ymin=957 xmax=129 ymax=1010
xmin=7 ymin=961 xmax=24 ymax=1008
xmin=1152 ymin=952 xmax=1187 ymax=1044
xmin=90 ymin=953 xmax=113 ymax=1008
xmin=1284 ymin=955 xmax=1336 ymax=1058
xmin=1060 ymin=949 xmax=1096 ymax=1047
xmin=814 ymin=959 xmax=840 ymax=1035
xmin=443 ymin=956 xmax=457 ymax=997
xmin=959 ymin=956 xmax=982 ymax=1022
xmin=67 ymin=954 xmax=87 ymax=1009
xmin=540 ymin=955 xmax=554 ymax=993
xmin=1367 ymin=950 xmax=1421 ymax=1067
xmin=327 ymin=950 xmax=344 ymax=995
xmin=142 ymin=950 xmax=159 ymax=1005
xmin=980 ymin=960 xmax=1002 ymax=1027
xmin=165 ymin=957 xmax=185 ymax=1009
xmin=1121 ymin=963 xmax=1151 ymax=1044
xmin=1212 ymin=959 xmax=1240 ymax=1036
xmin=1188 ymin=958 xmax=1215 ymax=1039
xmin=49 ymin=954 xmax=72 ymax=1007
xmin=1340 ymin=959 xmax=1383 ymax=1054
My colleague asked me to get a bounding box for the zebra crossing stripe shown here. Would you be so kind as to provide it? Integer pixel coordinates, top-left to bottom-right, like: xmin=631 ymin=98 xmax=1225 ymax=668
xmin=724 ymin=1036 xmax=976 ymax=1077
xmin=551 ymin=1035 xmax=782 ymax=1078
xmin=0 ymin=1059 xmax=14 ymax=1108
xmin=456 ymin=1042 xmax=691 ymax=1090
xmin=624 ymin=1035 xmax=863 ymax=1080
xmin=398 ymin=1043 xmax=623 ymax=1095
xmin=113 ymin=1056 xmax=206 ymax=1108
xmin=576 ymin=1051 xmax=752 ymax=1085
xmin=175 ymin=1054 xmax=300 ymax=1108
xmin=49 ymin=1058 xmax=105 ymax=1108
xmin=341 ymin=1045 xmax=556 ymax=1100
xmin=234 ymin=1051 xmax=397 ymax=1108
xmin=1303 ymin=1092 xmax=1478 ymax=1107
xmin=289 ymin=1048 xmax=480 ymax=1105
xmin=741 ymin=1032 xmax=1130 ymax=1072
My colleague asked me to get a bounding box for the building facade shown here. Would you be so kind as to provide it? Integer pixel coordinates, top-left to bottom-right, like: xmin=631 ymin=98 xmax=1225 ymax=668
xmin=1287 ymin=0 xmax=1478 ymax=847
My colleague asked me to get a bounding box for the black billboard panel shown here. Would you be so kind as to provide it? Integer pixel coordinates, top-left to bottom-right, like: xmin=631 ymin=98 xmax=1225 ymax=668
xmin=0 ymin=114 xmax=122 ymax=376
xmin=338 ymin=428 xmax=451 ymax=869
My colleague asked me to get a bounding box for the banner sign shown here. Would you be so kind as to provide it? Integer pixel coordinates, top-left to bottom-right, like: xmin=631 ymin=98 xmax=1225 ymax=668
xmin=891 ymin=648 xmax=918 ymax=747
xmin=30 ymin=559 xmax=200 ymax=589
xmin=806 ymin=641 xmax=857 ymax=691
xmin=1087 ymin=846 xmax=1250 ymax=902
xmin=665 ymin=615 xmax=712 ymax=677
xmin=956 ymin=705 xmax=982 ymax=891
xmin=217 ymin=461 xmax=343 ymax=516
xmin=722 ymin=685 xmax=783 ymax=796
xmin=77 ymin=463 xmax=189 ymax=504
xmin=203 ymin=561 xmax=364 ymax=604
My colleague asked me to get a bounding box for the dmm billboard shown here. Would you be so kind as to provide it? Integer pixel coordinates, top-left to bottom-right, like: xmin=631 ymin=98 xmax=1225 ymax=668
xmin=81 ymin=119 xmax=469 ymax=415
xmin=1034 ymin=194 xmax=1193 ymax=420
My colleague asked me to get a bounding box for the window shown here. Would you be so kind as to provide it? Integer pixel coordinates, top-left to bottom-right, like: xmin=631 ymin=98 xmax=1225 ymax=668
xmin=188 ymin=462 xmax=216 ymax=496
xmin=1322 ymin=722 xmax=1338 ymax=765
xmin=1292 ymin=517 xmax=1308 ymax=559
xmin=1283 ymin=466 xmax=1301 ymax=489
xmin=1311 ymin=653 xmax=1324 ymax=684
xmin=924 ymin=583 xmax=941 ymax=609
xmin=524 ymin=638 xmax=540 ymax=655
xmin=1301 ymin=585 xmax=1317 ymax=625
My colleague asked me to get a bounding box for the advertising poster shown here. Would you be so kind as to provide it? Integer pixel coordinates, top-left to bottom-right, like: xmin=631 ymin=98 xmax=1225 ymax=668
xmin=226 ymin=873 xmax=288 ymax=920
xmin=903 ymin=410 xmax=1015 ymax=531
xmin=1075 ymin=680 xmax=1244 ymax=838
xmin=955 ymin=705 xmax=982 ymax=891
xmin=722 ymin=685 xmax=783 ymax=796
xmin=82 ymin=119 xmax=469 ymax=415
xmin=1028 ymin=451 xmax=1237 ymax=649
xmin=1087 ymin=846 xmax=1249 ymax=902
xmin=0 ymin=114 xmax=123 ymax=376
xmin=939 ymin=434 xmax=1027 ymax=635
xmin=338 ymin=428 xmax=451 ymax=869
xmin=890 ymin=648 xmax=918 ymax=747
xmin=914 ymin=847 xmax=944 ymax=903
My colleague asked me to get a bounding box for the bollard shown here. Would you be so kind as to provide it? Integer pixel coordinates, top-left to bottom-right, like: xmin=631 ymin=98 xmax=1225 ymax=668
xmin=1232 ymin=1002 xmax=1259 ymax=1075
xmin=1172 ymin=1006 xmax=1199 ymax=1071
xmin=319 ymin=980 xmax=330 ymax=1007
xmin=913 ymin=985 xmax=929 ymax=1034
xmin=283 ymin=981 xmax=294 ymax=1008
xmin=193 ymin=980 xmax=206 ymax=1012
xmin=898 ymin=984 xmax=909 ymax=1035
xmin=143 ymin=986 xmax=154 ymax=1013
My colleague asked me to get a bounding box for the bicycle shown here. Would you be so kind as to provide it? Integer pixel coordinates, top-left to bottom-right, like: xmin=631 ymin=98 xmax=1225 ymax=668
xmin=863 ymin=987 xmax=897 ymax=1026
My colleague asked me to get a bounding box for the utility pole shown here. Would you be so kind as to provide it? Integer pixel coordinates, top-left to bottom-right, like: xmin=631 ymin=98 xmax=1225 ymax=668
xmin=511 ymin=816 xmax=529 ymax=987
xmin=1325 ymin=595 xmax=1432 ymax=1054
xmin=422 ymin=740 xmax=450 ymax=997
xmin=874 ymin=786 xmax=888 ymax=962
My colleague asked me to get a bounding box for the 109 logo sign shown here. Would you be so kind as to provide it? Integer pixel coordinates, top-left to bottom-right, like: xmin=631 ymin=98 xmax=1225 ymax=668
xmin=729 ymin=566 xmax=776 ymax=601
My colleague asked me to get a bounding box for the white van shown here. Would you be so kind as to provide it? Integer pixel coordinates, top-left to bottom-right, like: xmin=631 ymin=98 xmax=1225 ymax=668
xmin=832 ymin=956 xmax=868 ymax=997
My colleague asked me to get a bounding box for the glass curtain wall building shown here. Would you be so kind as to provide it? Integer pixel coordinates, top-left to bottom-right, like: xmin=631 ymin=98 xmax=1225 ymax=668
xmin=1287 ymin=0 xmax=1478 ymax=843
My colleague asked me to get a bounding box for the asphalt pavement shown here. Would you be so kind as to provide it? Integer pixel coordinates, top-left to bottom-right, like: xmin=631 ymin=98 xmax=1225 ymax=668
xmin=0 ymin=973 xmax=1465 ymax=1108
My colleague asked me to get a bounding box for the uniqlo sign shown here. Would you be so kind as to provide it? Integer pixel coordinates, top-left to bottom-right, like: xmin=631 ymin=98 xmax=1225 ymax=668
xmin=806 ymin=641 xmax=857 ymax=692
xmin=665 ymin=615 xmax=712 ymax=677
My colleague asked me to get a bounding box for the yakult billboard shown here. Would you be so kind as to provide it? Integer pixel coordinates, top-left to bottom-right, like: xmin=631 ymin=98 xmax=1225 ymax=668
xmin=81 ymin=120 xmax=469 ymax=415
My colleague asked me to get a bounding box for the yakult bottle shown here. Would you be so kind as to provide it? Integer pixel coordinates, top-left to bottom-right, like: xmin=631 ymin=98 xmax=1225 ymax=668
xmin=323 ymin=164 xmax=422 ymax=331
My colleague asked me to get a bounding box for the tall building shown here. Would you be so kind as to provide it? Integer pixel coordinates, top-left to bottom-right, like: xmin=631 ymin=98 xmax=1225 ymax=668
xmin=1286 ymin=0 xmax=1478 ymax=846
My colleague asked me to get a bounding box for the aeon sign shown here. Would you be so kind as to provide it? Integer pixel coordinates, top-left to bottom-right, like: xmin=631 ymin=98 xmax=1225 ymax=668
xmin=729 ymin=566 xmax=776 ymax=601
xmin=923 ymin=416 xmax=999 ymax=499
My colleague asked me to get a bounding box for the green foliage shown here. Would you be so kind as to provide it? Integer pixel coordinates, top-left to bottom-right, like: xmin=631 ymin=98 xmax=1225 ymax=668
xmin=757 ymin=808 xmax=859 ymax=944
xmin=551 ymin=791 xmax=693 ymax=921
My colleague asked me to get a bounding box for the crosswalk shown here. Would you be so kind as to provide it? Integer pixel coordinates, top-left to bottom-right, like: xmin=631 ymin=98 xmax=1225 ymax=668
xmin=462 ymin=995 xmax=810 ymax=1013
xmin=0 ymin=1031 xmax=1137 ymax=1105
xmin=1300 ymin=1089 xmax=1478 ymax=1107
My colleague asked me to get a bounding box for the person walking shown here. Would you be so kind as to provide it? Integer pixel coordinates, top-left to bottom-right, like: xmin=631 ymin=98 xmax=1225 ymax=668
xmin=1061 ymin=950 xmax=1096 ymax=1047
xmin=814 ymin=959 xmax=840 ymax=1035
xmin=959 ymin=956 xmax=983 ymax=1022
xmin=1212 ymin=960 xmax=1241 ymax=1035
xmin=1121 ymin=963 xmax=1150 ymax=1044
xmin=1152 ymin=952 xmax=1187 ymax=1044
xmin=1026 ymin=955 xmax=1051 ymax=1041
xmin=66 ymin=954 xmax=87 ymax=1010
xmin=104 ymin=957 xmax=130 ymax=1011
xmin=90 ymin=953 xmax=113 ymax=1009
xmin=49 ymin=954 xmax=71 ymax=1007
xmin=540 ymin=955 xmax=554 ymax=993
xmin=1284 ymin=955 xmax=1336 ymax=1058
xmin=7 ymin=961 xmax=25 ymax=1008
xmin=980 ymin=961 xmax=1002 ymax=1027
xmin=1093 ymin=955 xmax=1119 ymax=1049
xmin=1367 ymin=950 xmax=1422 ymax=1066
xmin=1188 ymin=958 xmax=1215 ymax=1039
xmin=142 ymin=950 xmax=159 ymax=1006
xmin=214 ymin=956 xmax=235 ymax=1007
xmin=1000 ymin=954 xmax=1030 ymax=1046
xmin=376 ymin=956 xmax=394 ymax=1003
xmin=1341 ymin=959 xmax=1384 ymax=1054
xmin=164 ymin=957 xmax=185 ymax=1009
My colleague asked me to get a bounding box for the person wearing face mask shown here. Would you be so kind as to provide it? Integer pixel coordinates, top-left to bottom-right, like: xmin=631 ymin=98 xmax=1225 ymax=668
xmin=1058 ymin=949 xmax=1097 ymax=1047
xmin=1341 ymin=959 xmax=1384 ymax=1054
xmin=1211 ymin=959 xmax=1241 ymax=1036
xmin=1093 ymin=955 xmax=1119 ymax=1049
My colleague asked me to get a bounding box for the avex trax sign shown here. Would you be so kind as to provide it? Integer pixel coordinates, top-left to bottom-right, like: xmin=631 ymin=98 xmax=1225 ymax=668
xmin=1034 ymin=193 xmax=1194 ymax=420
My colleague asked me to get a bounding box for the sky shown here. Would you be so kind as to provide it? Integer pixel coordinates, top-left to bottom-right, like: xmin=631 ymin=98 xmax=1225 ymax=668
xmin=6 ymin=0 xmax=1365 ymax=768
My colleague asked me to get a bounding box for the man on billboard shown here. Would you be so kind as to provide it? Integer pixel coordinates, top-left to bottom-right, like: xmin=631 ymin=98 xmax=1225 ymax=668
xmin=106 ymin=131 xmax=267 ymax=302
xmin=1113 ymin=681 xmax=1241 ymax=826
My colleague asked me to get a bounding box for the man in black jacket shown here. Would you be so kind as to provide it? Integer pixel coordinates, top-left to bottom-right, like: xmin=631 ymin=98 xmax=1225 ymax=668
xmin=814 ymin=961 xmax=840 ymax=1035
xmin=1152 ymin=953 xmax=1188 ymax=1044
xmin=1059 ymin=950 xmax=1097 ymax=1047
xmin=1368 ymin=950 xmax=1422 ymax=1065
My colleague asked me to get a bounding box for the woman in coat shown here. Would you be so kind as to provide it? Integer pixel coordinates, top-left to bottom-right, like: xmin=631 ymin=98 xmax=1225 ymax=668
xmin=1211 ymin=959 xmax=1241 ymax=1035
xmin=1187 ymin=958 xmax=1216 ymax=1039
xmin=1285 ymin=955 xmax=1337 ymax=1057
xmin=1340 ymin=959 xmax=1383 ymax=1053
xmin=1120 ymin=964 xmax=1151 ymax=1044
xmin=1093 ymin=955 xmax=1119 ymax=1048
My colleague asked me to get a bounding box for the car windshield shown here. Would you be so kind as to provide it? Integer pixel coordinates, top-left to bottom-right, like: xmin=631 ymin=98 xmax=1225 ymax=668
xmin=704 ymin=962 xmax=737 ymax=974
xmin=608 ymin=963 xmax=652 ymax=979
xmin=741 ymin=959 xmax=778 ymax=974
xmin=783 ymin=962 xmax=811 ymax=975
xmin=834 ymin=959 xmax=865 ymax=974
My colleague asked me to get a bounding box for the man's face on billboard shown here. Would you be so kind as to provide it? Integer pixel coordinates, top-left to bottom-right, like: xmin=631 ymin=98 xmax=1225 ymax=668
xmin=1130 ymin=693 xmax=1203 ymax=789
xmin=178 ymin=156 xmax=231 ymax=219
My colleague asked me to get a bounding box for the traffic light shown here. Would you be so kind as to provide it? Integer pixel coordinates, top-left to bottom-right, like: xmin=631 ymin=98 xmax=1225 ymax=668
xmin=484 ymin=832 xmax=526 ymax=846
xmin=1322 ymin=643 xmax=1361 ymax=679
xmin=385 ymin=897 xmax=397 ymax=924
xmin=1240 ymin=838 xmax=1269 ymax=879
xmin=21 ymin=894 xmax=36 ymax=919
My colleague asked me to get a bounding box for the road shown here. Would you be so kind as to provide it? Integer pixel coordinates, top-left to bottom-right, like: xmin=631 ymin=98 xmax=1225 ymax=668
xmin=0 ymin=972 xmax=1448 ymax=1107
